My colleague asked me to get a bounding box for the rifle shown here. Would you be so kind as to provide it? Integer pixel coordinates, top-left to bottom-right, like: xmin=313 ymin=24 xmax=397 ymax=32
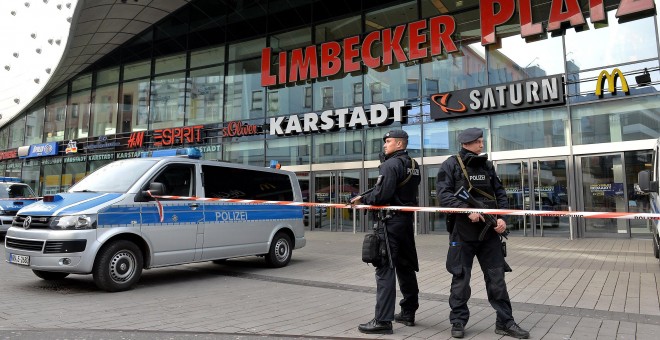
xmin=453 ymin=186 xmax=500 ymax=241
xmin=353 ymin=177 xmax=393 ymax=269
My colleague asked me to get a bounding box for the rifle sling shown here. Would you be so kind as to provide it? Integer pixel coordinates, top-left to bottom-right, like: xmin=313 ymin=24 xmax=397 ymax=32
xmin=455 ymin=154 xmax=496 ymax=201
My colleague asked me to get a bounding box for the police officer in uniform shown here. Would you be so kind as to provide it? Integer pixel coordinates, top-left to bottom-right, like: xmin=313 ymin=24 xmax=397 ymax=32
xmin=351 ymin=129 xmax=421 ymax=335
xmin=436 ymin=128 xmax=529 ymax=339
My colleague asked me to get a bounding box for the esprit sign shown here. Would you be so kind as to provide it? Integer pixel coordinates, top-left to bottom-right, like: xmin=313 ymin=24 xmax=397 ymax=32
xmin=261 ymin=0 xmax=656 ymax=87
xmin=269 ymin=101 xmax=406 ymax=136
xmin=153 ymin=125 xmax=204 ymax=147
xmin=430 ymin=75 xmax=564 ymax=120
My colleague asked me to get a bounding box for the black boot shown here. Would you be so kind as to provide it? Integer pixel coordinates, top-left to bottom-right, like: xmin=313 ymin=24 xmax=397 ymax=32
xmin=495 ymin=323 xmax=530 ymax=339
xmin=358 ymin=318 xmax=393 ymax=334
xmin=394 ymin=310 xmax=415 ymax=326
xmin=451 ymin=323 xmax=465 ymax=338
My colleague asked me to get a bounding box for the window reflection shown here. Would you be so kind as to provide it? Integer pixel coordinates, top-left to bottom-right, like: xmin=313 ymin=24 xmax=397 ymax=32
xmin=189 ymin=66 xmax=224 ymax=125
xmin=266 ymin=135 xmax=311 ymax=166
xmin=491 ymin=107 xmax=567 ymax=151
xmin=44 ymin=95 xmax=67 ymax=142
xmin=66 ymin=90 xmax=91 ymax=139
xmin=565 ymin=12 xmax=658 ymax=72
xmin=572 ymin=95 xmax=660 ymax=145
xmin=25 ymin=106 xmax=45 ymax=145
xmin=313 ymin=130 xmax=362 ymax=163
xmin=120 ymin=78 xmax=150 ymax=132
xmin=226 ymin=59 xmax=264 ymax=121
xmin=91 ymin=84 xmax=118 ymax=136
xmin=223 ymin=140 xmax=265 ymax=166
xmin=150 ymin=73 xmax=187 ymax=130
xmin=487 ymin=34 xmax=564 ymax=85
xmin=422 ymin=116 xmax=489 ymax=156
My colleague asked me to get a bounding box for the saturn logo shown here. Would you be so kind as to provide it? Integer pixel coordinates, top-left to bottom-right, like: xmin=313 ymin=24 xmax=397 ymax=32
xmin=430 ymin=93 xmax=467 ymax=113
xmin=23 ymin=216 xmax=31 ymax=229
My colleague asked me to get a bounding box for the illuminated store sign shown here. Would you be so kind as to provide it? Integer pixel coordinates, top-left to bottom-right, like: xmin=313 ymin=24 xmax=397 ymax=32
xmin=21 ymin=142 xmax=58 ymax=158
xmin=86 ymin=135 xmax=121 ymax=150
xmin=269 ymin=101 xmax=406 ymax=136
xmin=153 ymin=125 xmax=204 ymax=147
xmin=595 ymin=68 xmax=629 ymax=97
xmin=430 ymin=75 xmax=564 ymax=120
xmin=128 ymin=131 xmax=145 ymax=148
xmin=0 ymin=150 xmax=18 ymax=160
xmin=223 ymin=121 xmax=261 ymax=137
xmin=261 ymin=0 xmax=656 ymax=86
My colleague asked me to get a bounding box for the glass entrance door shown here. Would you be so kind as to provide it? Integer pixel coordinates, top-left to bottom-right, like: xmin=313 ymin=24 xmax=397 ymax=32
xmin=578 ymin=153 xmax=627 ymax=235
xmin=496 ymin=158 xmax=570 ymax=237
xmin=313 ymin=170 xmax=361 ymax=231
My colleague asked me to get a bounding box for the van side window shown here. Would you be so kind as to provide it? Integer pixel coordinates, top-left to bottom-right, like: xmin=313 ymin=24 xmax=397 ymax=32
xmin=202 ymin=165 xmax=293 ymax=201
xmin=152 ymin=164 xmax=195 ymax=197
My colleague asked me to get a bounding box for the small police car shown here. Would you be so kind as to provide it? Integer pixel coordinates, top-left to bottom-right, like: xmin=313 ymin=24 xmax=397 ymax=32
xmin=5 ymin=148 xmax=306 ymax=292
xmin=0 ymin=177 xmax=38 ymax=236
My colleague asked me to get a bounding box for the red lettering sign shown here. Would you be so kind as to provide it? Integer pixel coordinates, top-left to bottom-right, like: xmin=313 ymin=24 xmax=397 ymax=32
xmin=222 ymin=121 xmax=261 ymax=137
xmin=0 ymin=150 xmax=18 ymax=160
xmin=153 ymin=125 xmax=204 ymax=147
xmin=260 ymin=1 xmax=657 ymax=85
xmin=547 ymin=0 xmax=586 ymax=32
xmin=127 ymin=131 xmax=145 ymax=148
xmin=480 ymin=0 xmax=516 ymax=45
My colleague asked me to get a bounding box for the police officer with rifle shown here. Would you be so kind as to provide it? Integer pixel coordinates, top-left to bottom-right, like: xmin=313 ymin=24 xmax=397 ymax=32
xmin=436 ymin=128 xmax=529 ymax=339
xmin=350 ymin=129 xmax=420 ymax=335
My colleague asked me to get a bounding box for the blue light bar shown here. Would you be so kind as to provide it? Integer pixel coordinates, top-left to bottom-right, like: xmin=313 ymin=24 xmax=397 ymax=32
xmin=140 ymin=148 xmax=202 ymax=159
xmin=0 ymin=176 xmax=20 ymax=182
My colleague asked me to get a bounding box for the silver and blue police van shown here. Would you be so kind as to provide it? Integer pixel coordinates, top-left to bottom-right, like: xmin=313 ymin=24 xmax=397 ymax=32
xmin=0 ymin=177 xmax=38 ymax=237
xmin=5 ymin=148 xmax=306 ymax=291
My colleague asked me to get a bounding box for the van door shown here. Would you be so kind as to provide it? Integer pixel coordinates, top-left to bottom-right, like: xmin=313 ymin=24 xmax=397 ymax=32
xmin=200 ymin=164 xmax=298 ymax=260
xmin=141 ymin=163 xmax=203 ymax=266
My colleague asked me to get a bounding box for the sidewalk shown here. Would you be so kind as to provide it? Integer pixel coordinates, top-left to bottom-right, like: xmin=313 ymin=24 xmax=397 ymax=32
xmin=215 ymin=231 xmax=660 ymax=339
xmin=0 ymin=231 xmax=658 ymax=339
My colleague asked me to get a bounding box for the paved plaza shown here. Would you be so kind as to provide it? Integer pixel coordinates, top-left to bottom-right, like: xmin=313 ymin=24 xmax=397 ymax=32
xmin=0 ymin=231 xmax=659 ymax=339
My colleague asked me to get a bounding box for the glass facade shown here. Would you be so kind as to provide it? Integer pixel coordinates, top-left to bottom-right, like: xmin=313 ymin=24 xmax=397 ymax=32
xmin=0 ymin=0 xmax=658 ymax=238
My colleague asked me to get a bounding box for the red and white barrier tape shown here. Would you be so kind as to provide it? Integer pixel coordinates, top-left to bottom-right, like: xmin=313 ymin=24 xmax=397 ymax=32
xmin=150 ymin=195 xmax=660 ymax=220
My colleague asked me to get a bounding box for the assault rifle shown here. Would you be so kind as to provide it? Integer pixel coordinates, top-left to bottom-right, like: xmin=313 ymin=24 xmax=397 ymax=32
xmin=453 ymin=186 xmax=499 ymax=241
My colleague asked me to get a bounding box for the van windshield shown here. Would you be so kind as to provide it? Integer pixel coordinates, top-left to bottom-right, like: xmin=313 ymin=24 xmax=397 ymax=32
xmin=70 ymin=159 xmax=159 ymax=193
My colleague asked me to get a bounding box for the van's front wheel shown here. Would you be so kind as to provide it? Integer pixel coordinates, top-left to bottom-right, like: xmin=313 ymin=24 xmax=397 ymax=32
xmin=93 ymin=240 xmax=143 ymax=292
xmin=265 ymin=232 xmax=292 ymax=268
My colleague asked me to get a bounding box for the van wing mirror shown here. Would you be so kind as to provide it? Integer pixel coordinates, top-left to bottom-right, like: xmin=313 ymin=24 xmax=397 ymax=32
xmin=148 ymin=182 xmax=167 ymax=196
xmin=637 ymin=170 xmax=658 ymax=193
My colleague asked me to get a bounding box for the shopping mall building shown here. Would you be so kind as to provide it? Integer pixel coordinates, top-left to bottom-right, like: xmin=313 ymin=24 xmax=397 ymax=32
xmin=0 ymin=0 xmax=658 ymax=238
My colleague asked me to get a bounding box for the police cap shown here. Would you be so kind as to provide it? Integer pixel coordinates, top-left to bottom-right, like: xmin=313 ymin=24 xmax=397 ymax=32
xmin=457 ymin=128 xmax=483 ymax=144
xmin=383 ymin=129 xmax=408 ymax=142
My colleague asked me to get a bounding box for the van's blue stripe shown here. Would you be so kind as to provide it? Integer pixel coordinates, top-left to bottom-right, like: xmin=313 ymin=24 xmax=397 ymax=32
xmin=98 ymin=204 xmax=303 ymax=227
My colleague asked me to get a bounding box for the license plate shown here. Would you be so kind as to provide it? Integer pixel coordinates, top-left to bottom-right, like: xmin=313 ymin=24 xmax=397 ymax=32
xmin=9 ymin=253 xmax=29 ymax=266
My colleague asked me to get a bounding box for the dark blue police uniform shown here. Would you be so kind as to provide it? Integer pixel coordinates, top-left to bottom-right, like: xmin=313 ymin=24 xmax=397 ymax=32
xmin=357 ymin=130 xmax=421 ymax=334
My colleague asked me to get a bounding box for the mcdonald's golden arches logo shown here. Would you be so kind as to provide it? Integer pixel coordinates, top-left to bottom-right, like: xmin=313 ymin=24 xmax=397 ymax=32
xmin=595 ymin=68 xmax=630 ymax=97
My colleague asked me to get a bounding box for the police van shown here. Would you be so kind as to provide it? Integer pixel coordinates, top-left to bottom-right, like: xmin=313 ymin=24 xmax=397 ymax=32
xmin=0 ymin=177 xmax=38 ymax=237
xmin=5 ymin=148 xmax=306 ymax=291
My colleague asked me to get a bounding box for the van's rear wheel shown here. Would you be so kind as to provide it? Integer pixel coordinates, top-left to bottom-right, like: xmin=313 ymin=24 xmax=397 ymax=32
xmin=93 ymin=240 xmax=143 ymax=292
xmin=265 ymin=232 xmax=292 ymax=268
xmin=32 ymin=270 xmax=69 ymax=280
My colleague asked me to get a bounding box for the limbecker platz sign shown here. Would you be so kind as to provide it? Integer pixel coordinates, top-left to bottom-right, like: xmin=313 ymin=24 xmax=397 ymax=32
xmin=430 ymin=75 xmax=565 ymax=120
xmin=261 ymin=0 xmax=656 ymax=87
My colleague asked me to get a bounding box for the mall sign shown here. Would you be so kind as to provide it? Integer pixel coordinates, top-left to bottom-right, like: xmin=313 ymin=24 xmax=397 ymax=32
xmin=430 ymin=75 xmax=565 ymax=120
xmin=261 ymin=0 xmax=656 ymax=87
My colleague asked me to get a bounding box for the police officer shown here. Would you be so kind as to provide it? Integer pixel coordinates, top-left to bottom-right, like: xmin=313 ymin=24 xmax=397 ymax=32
xmin=351 ymin=129 xmax=421 ymax=335
xmin=436 ymin=128 xmax=530 ymax=339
